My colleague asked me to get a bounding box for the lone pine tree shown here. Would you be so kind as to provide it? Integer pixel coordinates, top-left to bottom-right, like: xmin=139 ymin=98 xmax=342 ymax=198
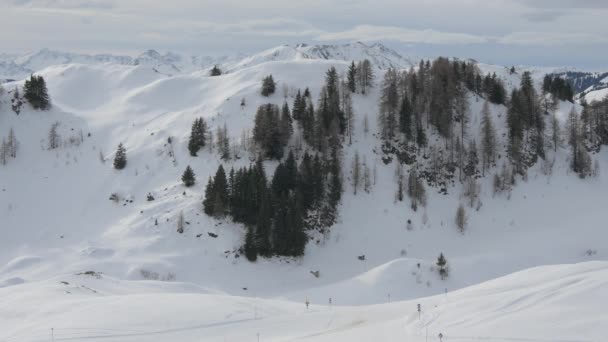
xmin=188 ymin=118 xmax=208 ymax=156
xmin=437 ymin=253 xmax=448 ymax=280
xmin=210 ymin=65 xmax=222 ymax=76
xmin=182 ymin=165 xmax=196 ymax=187
xmin=113 ymin=143 xmax=127 ymax=170
xmin=261 ymin=75 xmax=276 ymax=97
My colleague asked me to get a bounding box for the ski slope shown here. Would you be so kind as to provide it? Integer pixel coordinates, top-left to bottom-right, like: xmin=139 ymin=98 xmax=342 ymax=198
xmin=0 ymin=44 xmax=606 ymax=340
xmin=0 ymin=261 xmax=605 ymax=341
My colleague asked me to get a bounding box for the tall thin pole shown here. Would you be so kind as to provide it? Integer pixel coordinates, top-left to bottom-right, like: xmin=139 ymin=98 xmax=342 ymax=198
xmin=51 ymin=328 xmax=54 ymax=342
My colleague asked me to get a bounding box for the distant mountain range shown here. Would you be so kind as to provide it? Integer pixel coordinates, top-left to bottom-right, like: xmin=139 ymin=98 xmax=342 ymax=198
xmin=2 ymin=42 xmax=606 ymax=99
xmin=0 ymin=42 xmax=415 ymax=80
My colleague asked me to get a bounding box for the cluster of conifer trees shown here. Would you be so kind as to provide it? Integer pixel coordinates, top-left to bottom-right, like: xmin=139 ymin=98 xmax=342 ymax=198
xmin=203 ymin=149 xmax=341 ymax=260
xmin=7 ymin=74 xmax=51 ymax=114
xmin=580 ymin=96 xmax=608 ymax=150
xmin=23 ymin=74 xmax=51 ymax=110
xmin=542 ymin=74 xmax=574 ymax=102
xmin=201 ymin=66 xmax=355 ymax=261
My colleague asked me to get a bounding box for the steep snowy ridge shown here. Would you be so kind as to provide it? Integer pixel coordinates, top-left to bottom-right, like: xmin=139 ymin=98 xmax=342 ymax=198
xmin=0 ymin=42 xmax=415 ymax=80
xmin=296 ymin=42 xmax=416 ymax=69
xmin=0 ymin=44 xmax=606 ymax=340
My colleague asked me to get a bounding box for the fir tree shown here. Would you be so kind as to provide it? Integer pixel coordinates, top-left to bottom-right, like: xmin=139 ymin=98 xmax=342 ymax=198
xmin=217 ymin=123 xmax=230 ymax=161
xmin=464 ymin=140 xmax=479 ymax=177
xmin=347 ymin=61 xmax=357 ymax=93
xmin=285 ymin=193 xmax=307 ymax=256
xmin=182 ymin=165 xmax=196 ymax=187
xmin=210 ymin=65 xmax=222 ymax=76
xmin=436 ymin=253 xmax=448 ymax=279
xmin=550 ymin=112 xmax=561 ymax=152
xmin=261 ymin=75 xmax=276 ymax=97
xmin=280 ymin=102 xmax=293 ymax=145
xmin=203 ymin=177 xmax=215 ymax=215
xmin=256 ymin=188 xmax=272 ymax=257
xmin=212 ymin=165 xmax=229 ymax=217
xmin=23 ymin=74 xmax=51 ymax=110
xmin=244 ymin=226 xmax=258 ymax=261
xmin=188 ymin=118 xmax=207 ymax=156
xmin=480 ymin=101 xmax=497 ymax=176
xmin=253 ymin=104 xmax=285 ymax=159
xmin=351 ymin=151 xmax=361 ymax=195
xmin=113 ymin=143 xmax=127 ymax=170
xmin=567 ymin=108 xmax=592 ymax=178
xmin=399 ymin=95 xmax=413 ymax=141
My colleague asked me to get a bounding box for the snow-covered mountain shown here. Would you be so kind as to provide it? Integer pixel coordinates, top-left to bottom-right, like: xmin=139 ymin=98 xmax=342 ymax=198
xmin=0 ymin=42 xmax=606 ymax=341
xmin=0 ymin=42 xmax=414 ymax=80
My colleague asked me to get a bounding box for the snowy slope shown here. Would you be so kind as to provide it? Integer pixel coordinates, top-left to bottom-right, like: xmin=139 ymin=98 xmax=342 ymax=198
xmin=584 ymin=87 xmax=608 ymax=103
xmin=1 ymin=57 xmax=605 ymax=297
xmin=0 ymin=261 xmax=605 ymax=341
xmin=0 ymin=44 xmax=606 ymax=338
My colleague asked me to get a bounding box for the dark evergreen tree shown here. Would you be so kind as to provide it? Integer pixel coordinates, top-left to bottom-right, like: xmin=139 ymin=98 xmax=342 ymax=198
xmin=302 ymin=101 xmax=316 ymax=146
xmin=253 ymin=104 xmax=285 ymax=159
xmin=285 ymin=193 xmax=307 ymax=256
xmin=415 ymin=122 xmax=427 ymax=150
xmin=203 ymin=177 xmax=215 ymax=215
xmin=284 ymin=151 xmax=298 ymax=191
xmin=182 ymin=165 xmax=196 ymax=187
xmin=280 ymin=102 xmax=293 ymax=145
xmin=271 ymin=192 xmax=290 ymax=255
xmin=244 ymin=225 xmax=258 ymax=261
xmin=23 ymin=74 xmax=51 ymax=110
xmin=347 ymin=61 xmax=357 ymax=93
xmin=292 ymin=90 xmax=304 ymax=121
xmin=256 ymin=188 xmax=273 ymax=257
xmin=303 ymin=87 xmax=311 ymax=98
xmin=399 ymin=95 xmax=413 ymax=141
xmin=436 ymin=253 xmax=448 ymax=279
xmin=464 ymin=140 xmax=479 ymax=177
xmin=297 ymin=152 xmax=315 ymax=211
xmin=203 ymin=165 xmax=229 ymax=217
xmin=188 ymin=117 xmax=208 ymax=156
xmin=261 ymin=75 xmax=276 ymax=97
xmin=212 ymin=165 xmax=229 ymax=217
xmin=113 ymin=143 xmax=127 ymax=170
xmin=210 ymin=65 xmax=222 ymax=76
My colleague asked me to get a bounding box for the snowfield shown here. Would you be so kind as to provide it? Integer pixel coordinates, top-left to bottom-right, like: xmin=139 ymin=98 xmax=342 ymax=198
xmin=1 ymin=262 xmax=606 ymax=341
xmin=0 ymin=43 xmax=606 ymax=341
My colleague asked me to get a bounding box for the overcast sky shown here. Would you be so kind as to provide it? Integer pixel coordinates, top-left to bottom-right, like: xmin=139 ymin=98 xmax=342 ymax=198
xmin=1 ymin=0 xmax=607 ymax=68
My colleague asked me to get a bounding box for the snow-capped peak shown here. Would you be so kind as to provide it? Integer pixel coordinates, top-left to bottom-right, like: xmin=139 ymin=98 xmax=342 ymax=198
xmin=0 ymin=42 xmax=417 ymax=80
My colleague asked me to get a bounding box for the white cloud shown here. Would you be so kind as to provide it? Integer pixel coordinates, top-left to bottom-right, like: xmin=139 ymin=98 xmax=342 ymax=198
xmin=12 ymin=0 xmax=114 ymax=9
xmin=316 ymin=25 xmax=489 ymax=45
xmin=498 ymin=31 xmax=608 ymax=46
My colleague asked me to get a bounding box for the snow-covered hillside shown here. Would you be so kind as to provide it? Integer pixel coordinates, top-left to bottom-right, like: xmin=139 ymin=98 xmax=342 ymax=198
xmin=0 ymin=42 xmax=413 ymax=80
xmin=0 ymin=43 xmax=606 ymax=340
xmin=1 ymin=261 xmax=605 ymax=341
